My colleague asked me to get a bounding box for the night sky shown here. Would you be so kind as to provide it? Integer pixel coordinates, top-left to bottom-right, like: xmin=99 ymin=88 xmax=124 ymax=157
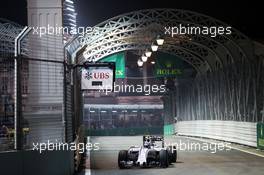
xmin=0 ymin=0 xmax=263 ymax=40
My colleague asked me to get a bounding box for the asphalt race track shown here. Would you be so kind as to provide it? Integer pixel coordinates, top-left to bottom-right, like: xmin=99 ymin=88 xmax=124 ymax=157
xmin=87 ymin=136 xmax=264 ymax=175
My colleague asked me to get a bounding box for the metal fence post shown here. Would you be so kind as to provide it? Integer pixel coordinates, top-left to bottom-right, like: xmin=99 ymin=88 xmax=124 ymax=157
xmin=15 ymin=56 xmax=23 ymax=150
xmin=14 ymin=26 xmax=30 ymax=150
xmin=63 ymin=61 xmax=67 ymax=143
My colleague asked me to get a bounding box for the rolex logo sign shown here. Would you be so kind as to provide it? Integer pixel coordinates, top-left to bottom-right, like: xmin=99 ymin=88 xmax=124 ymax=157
xmin=166 ymin=63 xmax=172 ymax=68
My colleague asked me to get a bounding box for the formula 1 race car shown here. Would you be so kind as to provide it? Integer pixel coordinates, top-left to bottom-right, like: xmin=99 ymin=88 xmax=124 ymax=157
xmin=118 ymin=135 xmax=177 ymax=168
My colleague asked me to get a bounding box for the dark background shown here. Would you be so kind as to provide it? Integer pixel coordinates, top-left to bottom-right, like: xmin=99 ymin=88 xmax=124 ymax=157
xmin=0 ymin=0 xmax=263 ymax=40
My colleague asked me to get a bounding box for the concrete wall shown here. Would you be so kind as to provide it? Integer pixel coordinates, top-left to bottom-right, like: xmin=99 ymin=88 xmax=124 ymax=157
xmin=0 ymin=150 xmax=74 ymax=175
xmin=175 ymin=120 xmax=257 ymax=147
xmin=24 ymin=0 xmax=65 ymax=146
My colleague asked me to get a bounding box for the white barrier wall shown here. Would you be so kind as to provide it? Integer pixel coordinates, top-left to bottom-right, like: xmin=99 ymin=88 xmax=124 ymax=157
xmin=175 ymin=120 xmax=257 ymax=147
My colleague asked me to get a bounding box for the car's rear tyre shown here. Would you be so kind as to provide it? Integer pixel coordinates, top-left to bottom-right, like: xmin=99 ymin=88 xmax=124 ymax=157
xmin=118 ymin=150 xmax=128 ymax=169
xmin=159 ymin=150 xmax=169 ymax=168
xmin=168 ymin=145 xmax=177 ymax=163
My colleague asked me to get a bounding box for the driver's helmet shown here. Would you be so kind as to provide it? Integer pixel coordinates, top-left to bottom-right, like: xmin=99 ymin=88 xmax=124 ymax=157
xmin=144 ymin=137 xmax=153 ymax=148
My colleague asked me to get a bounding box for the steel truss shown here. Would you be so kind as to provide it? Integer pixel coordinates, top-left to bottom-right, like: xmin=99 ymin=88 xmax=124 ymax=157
xmin=69 ymin=9 xmax=253 ymax=73
xmin=65 ymin=9 xmax=263 ymax=123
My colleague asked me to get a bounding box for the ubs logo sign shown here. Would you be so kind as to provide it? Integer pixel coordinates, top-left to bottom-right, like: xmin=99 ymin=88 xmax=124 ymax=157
xmin=81 ymin=66 xmax=114 ymax=91
xmin=84 ymin=72 xmax=92 ymax=80
xmin=85 ymin=72 xmax=110 ymax=80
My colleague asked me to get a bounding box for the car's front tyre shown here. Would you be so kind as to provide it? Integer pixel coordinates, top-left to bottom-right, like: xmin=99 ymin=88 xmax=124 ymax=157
xmin=118 ymin=150 xmax=128 ymax=169
xmin=159 ymin=150 xmax=169 ymax=168
xmin=168 ymin=145 xmax=177 ymax=163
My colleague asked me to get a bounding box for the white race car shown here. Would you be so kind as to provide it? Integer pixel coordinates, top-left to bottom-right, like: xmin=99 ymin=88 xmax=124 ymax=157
xmin=118 ymin=135 xmax=177 ymax=168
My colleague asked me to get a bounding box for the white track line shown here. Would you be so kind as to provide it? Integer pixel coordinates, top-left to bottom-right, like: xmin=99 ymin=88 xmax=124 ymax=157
xmin=230 ymin=146 xmax=264 ymax=158
xmin=85 ymin=136 xmax=91 ymax=175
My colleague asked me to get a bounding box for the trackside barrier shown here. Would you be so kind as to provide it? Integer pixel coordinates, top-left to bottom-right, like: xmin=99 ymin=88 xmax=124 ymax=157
xmin=0 ymin=150 xmax=74 ymax=175
xmin=257 ymin=123 xmax=264 ymax=150
xmin=175 ymin=120 xmax=257 ymax=147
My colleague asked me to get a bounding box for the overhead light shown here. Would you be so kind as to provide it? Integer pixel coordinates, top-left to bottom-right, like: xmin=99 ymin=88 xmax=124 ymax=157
xmin=151 ymin=44 xmax=158 ymax=52
xmin=66 ymin=7 xmax=75 ymax=12
xmin=101 ymin=110 xmax=107 ymax=113
xmin=157 ymin=39 xmax=164 ymax=45
xmin=68 ymin=18 xmax=76 ymax=23
xmin=145 ymin=51 xmax=152 ymax=57
xmin=137 ymin=59 xmax=143 ymax=67
xmin=66 ymin=0 xmax=74 ymax=4
xmin=132 ymin=110 xmax=138 ymax=113
xmin=70 ymin=23 xmax=77 ymax=27
xmin=112 ymin=110 xmax=117 ymax=113
xmin=89 ymin=110 xmax=95 ymax=113
xmin=156 ymin=35 xmax=164 ymax=45
xmin=67 ymin=14 xmax=76 ymax=18
xmin=66 ymin=4 xmax=75 ymax=9
xmin=151 ymin=61 xmax=155 ymax=64
xmin=141 ymin=55 xmax=148 ymax=62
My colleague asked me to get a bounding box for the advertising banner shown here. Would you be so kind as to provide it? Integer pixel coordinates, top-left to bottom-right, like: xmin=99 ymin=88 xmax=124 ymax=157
xmin=81 ymin=66 xmax=114 ymax=91
xmin=100 ymin=52 xmax=125 ymax=78
xmin=154 ymin=52 xmax=191 ymax=78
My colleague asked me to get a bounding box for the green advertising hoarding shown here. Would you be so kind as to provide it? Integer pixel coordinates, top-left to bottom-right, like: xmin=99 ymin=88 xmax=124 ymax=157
xmin=257 ymin=123 xmax=264 ymax=150
xmin=99 ymin=52 xmax=125 ymax=78
xmin=164 ymin=124 xmax=175 ymax=136
xmin=155 ymin=52 xmax=191 ymax=78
